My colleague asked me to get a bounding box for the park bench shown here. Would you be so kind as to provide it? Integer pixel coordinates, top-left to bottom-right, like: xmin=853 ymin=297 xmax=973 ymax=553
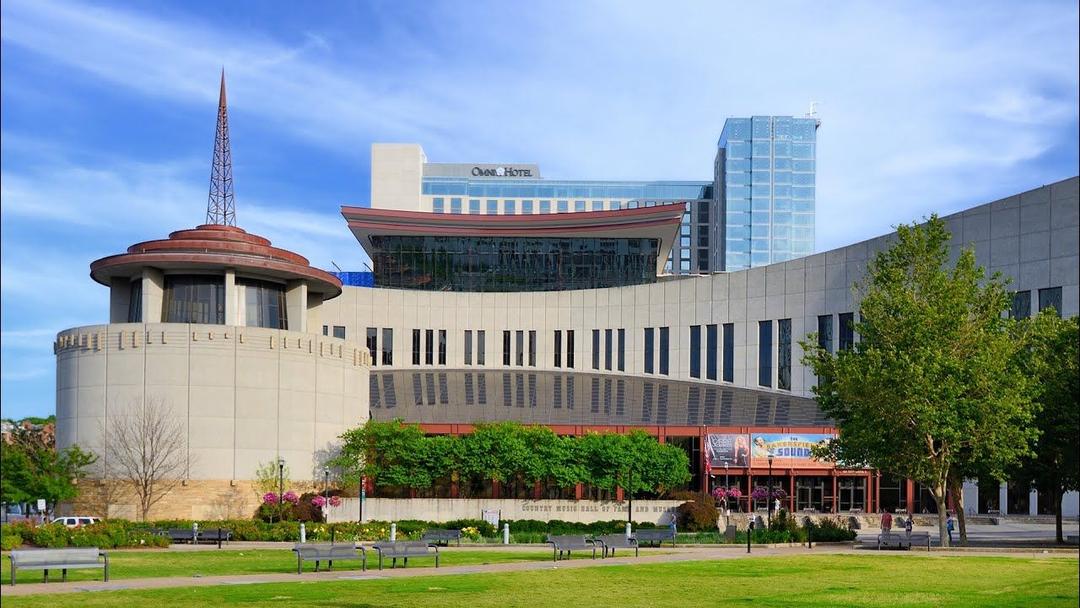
xmin=546 ymin=535 xmax=597 ymax=561
xmin=161 ymin=528 xmax=198 ymax=543
xmin=197 ymin=528 xmax=232 ymax=546
xmin=594 ymin=534 xmax=638 ymax=558
xmin=876 ymin=532 xmax=930 ymax=551
xmin=421 ymin=529 xmax=462 ymax=546
xmin=292 ymin=543 xmax=366 ymax=574
xmin=633 ymin=528 xmax=677 ymax=548
xmin=8 ymin=548 xmax=109 ymax=586
xmin=371 ymin=541 xmax=439 ymax=570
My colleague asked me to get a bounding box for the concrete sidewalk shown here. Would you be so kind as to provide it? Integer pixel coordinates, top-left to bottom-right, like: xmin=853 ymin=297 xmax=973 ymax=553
xmin=2 ymin=544 xmax=1072 ymax=598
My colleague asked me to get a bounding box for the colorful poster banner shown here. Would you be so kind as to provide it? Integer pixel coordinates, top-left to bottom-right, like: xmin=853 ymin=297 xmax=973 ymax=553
xmin=705 ymin=434 xmax=750 ymax=467
xmin=750 ymin=434 xmax=833 ymax=468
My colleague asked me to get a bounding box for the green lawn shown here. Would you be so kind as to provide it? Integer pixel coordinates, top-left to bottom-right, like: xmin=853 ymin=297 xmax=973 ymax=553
xmin=2 ymin=555 xmax=1076 ymax=607
xmin=1 ymin=547 xmax=610 ymax=585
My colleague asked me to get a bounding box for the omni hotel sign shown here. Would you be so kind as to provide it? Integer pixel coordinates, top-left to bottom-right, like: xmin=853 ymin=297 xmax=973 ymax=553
xmin=471 ymin=165 xmax=533 ymax=177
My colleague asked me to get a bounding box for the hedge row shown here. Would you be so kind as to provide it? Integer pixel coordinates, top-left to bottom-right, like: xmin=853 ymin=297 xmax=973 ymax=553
xmin=1 ymin=521 xmax=170 ymax=550
xmin=1 ymin=518 xmax=669 ymax=548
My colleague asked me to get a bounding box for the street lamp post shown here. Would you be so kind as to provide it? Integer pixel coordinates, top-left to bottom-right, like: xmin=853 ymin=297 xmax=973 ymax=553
xmin=767 ymin=454 xmax=774 ymax=527
xmin=724 ymin=463 xmax=730 ymax=512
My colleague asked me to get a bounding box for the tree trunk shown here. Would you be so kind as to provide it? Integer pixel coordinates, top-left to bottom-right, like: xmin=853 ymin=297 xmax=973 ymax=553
xmin=932 ymin=485 xmax=949 ymax=548
xmin=1054 ymin=486 xmax=1063 ymax=544
xmin=948 ymin=476 xmax=968 ymax=546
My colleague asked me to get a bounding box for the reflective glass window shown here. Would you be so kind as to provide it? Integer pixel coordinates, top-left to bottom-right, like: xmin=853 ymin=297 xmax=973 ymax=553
xmin=706 ymin=324 xmax=717 ymax=380
xmin=689 ymin=325 xmax=701 ymax=378
xmin=163 ymin=275 xmax=225 ymax=324
xmin=758 ymin=321 xmax=773 ymax=387
xmin=487 ymin=199 xmax=498 ymax=214
xmin=433 ymin=198 xmax=444 ymax=213
xmin=425 ymin=329 xmax=434 ymax=365
xmin=477 ymin=330 xmax=486 ymax=365
xmin=469 ymin=199 xmax=480 ymax=214
xmin=557 ymin=200 xmax=568 ymax=212
xmin=382 ymin=328 xmax=394 ymax=365
xmin=644 ymin=328 xmax=654 ymax=374
xmin=412 ymin=329 xmax=421 ymax=365
xmin=367 ymin=327 xmax=378 ymax=365
xmin=540 ymin=200 xmax=551 ymax=213
xmin=504 ymin=200 xmax=516 ymax=214
xmin=1039 ymin=287 xmax=1062 ymax=316
xmin=659 ymin=326 xmax=670 ymax=375
xmin=522 ymin=199 xmax=533 ymax=214
xmin=450 ymin=198 xmax=462 ymax=214
xmin=722 ymin=323 xmax=734 ymax=382
xmin=778 ymin=319 xmax=791 ymax=390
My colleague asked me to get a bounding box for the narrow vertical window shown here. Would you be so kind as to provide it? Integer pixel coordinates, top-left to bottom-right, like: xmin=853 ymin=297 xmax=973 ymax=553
xmin=464 ymin=330 xmax=473 ymax=365
xmin=366 ymin=327 xmax=378 ymax=367
xmin=528 ymin=330 xmax=536 ymax=367
xmin=689 ymin=325 xmax=701 ymax=378
xmin=644 ymin=328 xmax=655 ymax=374
xmin=722 ymin=323 xmax=734 ymax=382
xmin=477 ymin=330 xmax=486 ymax=365
xmin=567 ymin=330 xmax=575 ymax=369
xmin=412 ymin=329 xmax=421 ymax=365
xmin=604 ymin=329 xmax=613 ymax=371
xmin=503 ymin=330 xmax=511 ymax=366
xmin=706 ymin=324 xmax=717 ymax=381
xmin=592 ymin=329 xmax=601 ymax=370
xmin=333 ymin=326 xmax=346 ymax=340
xmin=817 ymin=314 xmax=834 ymax=352
xmin=659 ymin=326 xmax=670 ymax=376
xmin=839 ymin=313 xmax=855 ymax=350
xmin=438 ymin=330 xmax=447 ymax=365
xmin=382 ymin=328 xmax=393 ymax=366
xmin=617 ymin=329 xmax=625 ymax=372
xmin=515 ymin=330 xmax=524 ymax=366
xmin=554 ymin=330 xmax=563 ymax=368
xmin=758 ymin=320 xmax=773 ymax=387
xmin=778 ymin=318 xmax=791 ymax=390
xmin=425 ymin=329 xmax=434 ymax=365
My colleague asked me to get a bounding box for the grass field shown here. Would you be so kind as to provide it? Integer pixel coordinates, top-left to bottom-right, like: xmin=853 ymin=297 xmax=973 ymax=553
xmin=2 ymin=554 xmax=1076 ymax=607
xmin=0 ymin=547 xmax=607 ymax=585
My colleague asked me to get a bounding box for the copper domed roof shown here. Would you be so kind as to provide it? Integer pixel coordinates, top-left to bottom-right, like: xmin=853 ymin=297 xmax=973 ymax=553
xmin=90 ymin=224 xmax=342 ymax=298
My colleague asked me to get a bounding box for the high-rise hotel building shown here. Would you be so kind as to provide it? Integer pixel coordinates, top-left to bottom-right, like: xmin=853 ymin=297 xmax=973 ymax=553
xmin=717 ymin=116 xmax=819 ymax=271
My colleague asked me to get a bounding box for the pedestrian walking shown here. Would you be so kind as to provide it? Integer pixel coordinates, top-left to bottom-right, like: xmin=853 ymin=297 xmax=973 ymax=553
xmin=881 ymin=510 xmax=893 ymax=534
xmin=904 ymin=517 xmax=913 ymax=539
xmin=946 ymin=513 xmax=955 ymax=543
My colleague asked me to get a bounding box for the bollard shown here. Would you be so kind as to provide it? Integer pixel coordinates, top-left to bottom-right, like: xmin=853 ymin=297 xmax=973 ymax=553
xmin=193 ymin=522 xmax=199 ymax=544
xmin=503 ymin=522 xmax=510 ymax=545
xmin=217 ymin=527 xmax=223 ymax=550
xmin=331 ymin=526 xmax=336 ymax=544
xmin=626 ymin=522 xmax=632 ymax=540
xmin=300 ymin=523 xmax=307 ymax=544
xmin=390 ymin=522 xmax=397 ymax=542
xmin=747 ymin=520 xmax=753 ymax=554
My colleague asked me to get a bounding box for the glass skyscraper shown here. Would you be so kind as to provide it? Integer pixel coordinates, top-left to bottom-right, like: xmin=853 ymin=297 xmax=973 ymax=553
xmin=717 ymin=116 xmax=818 ymax=271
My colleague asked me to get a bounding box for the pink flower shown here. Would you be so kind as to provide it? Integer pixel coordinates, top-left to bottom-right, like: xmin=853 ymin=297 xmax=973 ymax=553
xmin=311 ymin=495 xmax=327 ymax=508
xmin=282 ymin=491 xmax=300 ymax=504
xmin=329 ymin=496 xmax=341 ymax=507
xmin=726 ymin=487 xmax=743 ymax=499
xmin=711 ymin=487 xmax=727 ymax=500
xmin=263 ymin=492 xmax=279 ymax=504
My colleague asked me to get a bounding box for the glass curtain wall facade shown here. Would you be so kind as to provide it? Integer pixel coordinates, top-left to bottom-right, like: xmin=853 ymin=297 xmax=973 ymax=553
xmin=368 ymin=235 xmax=660 ymax=292
xmin=422 ymin=177 xmax=713 ymax=275
xmin=718 ymin=115 xmax=817 ymax=270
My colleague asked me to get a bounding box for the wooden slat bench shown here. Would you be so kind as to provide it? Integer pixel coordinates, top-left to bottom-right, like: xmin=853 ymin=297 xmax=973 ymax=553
xmin=8 ymin=548 xmax=109 ymax=586
xmin=371 ymin=541 xmax=439 ymax=570
xmin=292 ymin=543 xmax=366 ymax=574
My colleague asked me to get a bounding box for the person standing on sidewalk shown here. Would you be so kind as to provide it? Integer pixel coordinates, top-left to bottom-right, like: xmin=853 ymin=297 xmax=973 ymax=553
xmin=946 ymin=513 xmax=955 ymax=544
xmin=904 ymin=516 xmax=913 ymax=539
xmin=881 ymin=510 xmax=893 ymax=534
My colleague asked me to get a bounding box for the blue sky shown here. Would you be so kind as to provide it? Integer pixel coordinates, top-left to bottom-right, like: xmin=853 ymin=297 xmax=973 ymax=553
xmin=1 ymin=0 xmax=1077 ymax=420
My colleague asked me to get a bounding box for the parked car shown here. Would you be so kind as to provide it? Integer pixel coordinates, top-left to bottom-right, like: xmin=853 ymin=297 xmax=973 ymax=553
xmin=51 ymin=516 xmax=101 ymax=527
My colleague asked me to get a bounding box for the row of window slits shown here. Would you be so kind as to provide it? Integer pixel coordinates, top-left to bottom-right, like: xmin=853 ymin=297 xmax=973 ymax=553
xmin=369 ymin=372 xmax=828 ymax=425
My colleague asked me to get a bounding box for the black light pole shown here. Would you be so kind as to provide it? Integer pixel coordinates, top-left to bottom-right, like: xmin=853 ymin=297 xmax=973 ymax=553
xmin=323 ymin=466 xmax=330 ymax=524
xmin=724 ymin=463 xmax=730 ymax=511
xmin=767 ymin=454 xmax=774 ymax=527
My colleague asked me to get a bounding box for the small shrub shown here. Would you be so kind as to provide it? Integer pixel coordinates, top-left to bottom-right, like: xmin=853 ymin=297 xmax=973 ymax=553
xmin=674 ymin=493 xmax=719 ymax=532
xmin=1 ymin=529 xmax=22 ymax=551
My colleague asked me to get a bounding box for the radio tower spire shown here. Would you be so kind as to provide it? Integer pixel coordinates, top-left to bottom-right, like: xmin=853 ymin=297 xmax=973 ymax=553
xmin=206 ymin=69 xmax=236 ymax=226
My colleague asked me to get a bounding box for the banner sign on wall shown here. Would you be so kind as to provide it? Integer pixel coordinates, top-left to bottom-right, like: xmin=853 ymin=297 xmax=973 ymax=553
xmin=705 ymin=434 xmax=751 ymax=467
xmin=750 ymin=434 xmax=833 ymax=468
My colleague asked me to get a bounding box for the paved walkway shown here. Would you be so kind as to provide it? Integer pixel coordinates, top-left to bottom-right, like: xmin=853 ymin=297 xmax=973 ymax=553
xmin=3 ymin=544 xmax=1074 ymax=598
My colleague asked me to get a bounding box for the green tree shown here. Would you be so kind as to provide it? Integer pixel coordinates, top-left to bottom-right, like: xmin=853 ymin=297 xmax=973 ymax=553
xmin=801 ymin=215 xmax=1036 ymax=547
xmin=0 ymin=441 xmax=95 ymax=516
xmin=332 ymin=420 xmax=432 ymax=492
xmin=1011 ymin=312 xmax=1080 ymax=543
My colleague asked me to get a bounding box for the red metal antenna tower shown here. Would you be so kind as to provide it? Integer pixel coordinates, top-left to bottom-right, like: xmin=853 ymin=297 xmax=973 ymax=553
xmin=206 ymin=69 xmax=236 ymax=226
